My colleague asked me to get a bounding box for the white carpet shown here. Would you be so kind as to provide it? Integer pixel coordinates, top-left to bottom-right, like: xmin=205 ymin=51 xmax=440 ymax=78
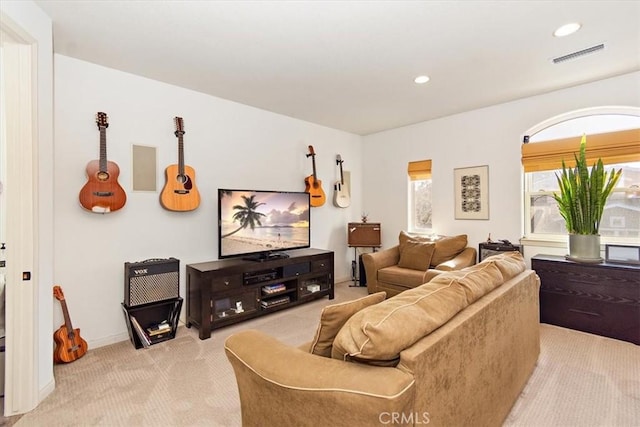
xmin=9 ymin=281 xmax=640 ymax=426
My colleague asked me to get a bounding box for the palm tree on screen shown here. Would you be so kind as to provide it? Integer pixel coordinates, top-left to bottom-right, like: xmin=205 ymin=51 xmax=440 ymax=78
xmin=221 ymin=195 xmax=266 ymax=238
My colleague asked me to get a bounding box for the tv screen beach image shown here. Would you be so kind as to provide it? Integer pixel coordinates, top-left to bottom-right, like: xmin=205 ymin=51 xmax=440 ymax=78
xmin=219 ymin=190 xmax=310 ymax=257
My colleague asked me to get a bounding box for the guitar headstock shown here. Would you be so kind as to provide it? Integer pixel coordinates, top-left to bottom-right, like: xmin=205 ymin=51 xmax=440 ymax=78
xmin=95 ymin=112 xmax=109 ymax=129
xmin=174 ymin=116 xmax=185 ymax=137
xmin=53 ymin=285 xmax=65 ymax=301
xmin=306 ymin=145 xmax=316 ymax=158
xmin=336 ymin=154 xmax=343 ymax=165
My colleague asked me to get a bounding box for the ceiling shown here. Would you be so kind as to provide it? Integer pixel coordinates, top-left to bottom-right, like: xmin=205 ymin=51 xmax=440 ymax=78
xmin=34 ymin=1 xmax=640 ymax=135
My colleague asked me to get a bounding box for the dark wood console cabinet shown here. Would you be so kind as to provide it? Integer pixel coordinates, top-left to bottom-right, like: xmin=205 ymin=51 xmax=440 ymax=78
xmin=186 ymin=248 xmax=334 ymax=339
xmin=532 ymin=254 xmax=640 ymax=345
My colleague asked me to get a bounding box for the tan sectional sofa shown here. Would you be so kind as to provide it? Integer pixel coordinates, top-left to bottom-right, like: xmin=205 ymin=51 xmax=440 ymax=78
xmin=225 ymin=252 xmax=540 ymax=426
xmin=363 ymin=231 xmax=477 ymax=297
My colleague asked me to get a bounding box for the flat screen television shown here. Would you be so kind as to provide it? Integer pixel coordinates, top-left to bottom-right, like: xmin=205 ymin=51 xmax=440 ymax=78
xmin=218 ymin=189 xmax=311 ymax=261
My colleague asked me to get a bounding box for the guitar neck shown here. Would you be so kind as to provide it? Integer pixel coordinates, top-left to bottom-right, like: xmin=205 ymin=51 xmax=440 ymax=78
xmin=60 ymin=299 xmax=76 ymax=338
xmin=339 ymin=162 xmax=344 ymax=184
xmin=312 ymin=156 xmax=318 ymax=181
xmin=177 ymin=135 xmax=185 ymax=176
xmin=99 ymin=127 xmax=107 ymax=172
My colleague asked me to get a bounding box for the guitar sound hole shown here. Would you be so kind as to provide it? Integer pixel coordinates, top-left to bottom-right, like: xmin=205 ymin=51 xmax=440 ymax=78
xmin=176 ymin=174 xmax=193 ymax=190
xmin=97 ymin=171 xmax=109 ymax=181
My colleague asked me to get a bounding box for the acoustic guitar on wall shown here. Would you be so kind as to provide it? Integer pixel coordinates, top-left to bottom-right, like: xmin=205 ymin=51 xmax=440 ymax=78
xmin=53 ymin=285 xmax=88 ymax=364
xmin=305 ymin=145 xmax=326 ymax=207
xmin=333 ymin=154 xmax=350 ymax=208
xmin=160 ymin=116 xmax=201 ymax=211
xmin=78 ymin=112 xmax=127 ymax=213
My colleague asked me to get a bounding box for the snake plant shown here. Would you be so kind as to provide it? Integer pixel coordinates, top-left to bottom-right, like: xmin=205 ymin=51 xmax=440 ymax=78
xmin=553 ymin=135 xmax=622 ymax=235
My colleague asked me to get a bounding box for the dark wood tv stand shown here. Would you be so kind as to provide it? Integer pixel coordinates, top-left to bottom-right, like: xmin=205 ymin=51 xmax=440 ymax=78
xmin=186 ymin=248 xmax=334 ymax=339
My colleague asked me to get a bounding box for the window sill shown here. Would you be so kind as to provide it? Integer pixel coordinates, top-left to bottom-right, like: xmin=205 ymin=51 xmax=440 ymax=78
xmin=521 ymin=236 xmax=639 ymax=248
xmin=520 ymin=237 xmax=566 ymax=248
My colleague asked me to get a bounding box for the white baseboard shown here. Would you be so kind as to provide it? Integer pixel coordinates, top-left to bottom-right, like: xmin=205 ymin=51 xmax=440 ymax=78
xmin=335 ymin=275 xmax=354 ymax=285
xmin=89 ymin=332 xmax=131 ymax=349
xmin=38 ymin=377 xmax=55 ymax=403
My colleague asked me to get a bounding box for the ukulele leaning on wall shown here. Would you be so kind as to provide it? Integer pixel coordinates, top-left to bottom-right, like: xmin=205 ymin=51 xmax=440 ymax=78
xmin=304 ymin=145 xmax=326 ymax=207
xmin=53 ymin=285 xmax=88 ymax=363
xmin=160 ymin=116 xmax=201 ymax=211
xmin=78 ymin=112 xmax=127 ymax=213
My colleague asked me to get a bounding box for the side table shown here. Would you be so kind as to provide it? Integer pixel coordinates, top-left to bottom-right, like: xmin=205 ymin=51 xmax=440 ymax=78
xmin=348 ymin=222 xmax=381 ymax=287
xmin=532 ymin=254 xmax=640 ymax=345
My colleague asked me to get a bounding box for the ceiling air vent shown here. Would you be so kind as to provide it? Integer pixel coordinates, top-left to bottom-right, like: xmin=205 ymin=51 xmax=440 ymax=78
xmin=552 ymin=44 xmax=605 ymax=64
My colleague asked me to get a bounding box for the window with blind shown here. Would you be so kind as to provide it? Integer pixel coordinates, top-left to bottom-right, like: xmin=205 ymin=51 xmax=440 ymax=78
xmin=522 ymin=124 xmax=640 ymax=242
xmin=408 ymin=160 xmax=432 ymax=232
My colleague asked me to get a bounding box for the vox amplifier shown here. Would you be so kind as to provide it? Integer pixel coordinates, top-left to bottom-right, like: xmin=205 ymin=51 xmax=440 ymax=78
xmin=124 ymin=258 xmax=179 ymax=307
xmin=348 ymin=222 xmax=381 ymax=247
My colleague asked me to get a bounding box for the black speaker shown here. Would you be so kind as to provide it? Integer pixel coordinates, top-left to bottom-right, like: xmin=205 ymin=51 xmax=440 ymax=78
xmin=478 ymin=243 xmax=522 ymax=262
xmin=359 ymin=254 xmax=367 ymax=287
xmin=124 ymin=258 xmax=179 ymax=307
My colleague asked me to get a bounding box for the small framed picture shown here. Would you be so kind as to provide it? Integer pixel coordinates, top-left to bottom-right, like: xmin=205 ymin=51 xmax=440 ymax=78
xmin=605 ymin=244 xmax=640 ymax=265
xmin=454 ymin=165 xmax=489 ymax=220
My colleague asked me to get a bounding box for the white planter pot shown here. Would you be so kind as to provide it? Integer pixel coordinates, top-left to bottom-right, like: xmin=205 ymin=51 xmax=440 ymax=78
xmin=567 ymin=234 xmax=602 ymax=263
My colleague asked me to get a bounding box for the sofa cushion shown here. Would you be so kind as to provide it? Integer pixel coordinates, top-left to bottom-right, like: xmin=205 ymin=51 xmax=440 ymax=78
xmin=332 ymin=252 xmax=525 ymax=364
xmin=430 ymin=260 xmax=503 ymax=304
xmin=378 ymin=266 xmax=428 ymax=288
xmin=430 ymin=234 xmax=468 ymax=267
xmin=397 ymin=239 xmax=436 ymax=271
xmin=483 ymin=251 xmax=526 ymax=278
xmin=332 ymin=278 xmax=469 ymax=364
xmin=398 ymin=230 xmax=433 ymax=245
xmin=309 ymin=292 xmax=386 ymax=357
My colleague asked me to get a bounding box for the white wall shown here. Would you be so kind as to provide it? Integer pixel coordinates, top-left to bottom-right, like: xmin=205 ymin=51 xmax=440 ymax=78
xmin=362 ymin=71 xmax=640 ymax=265
xmin=53 ymin=55 xmax=363 ymax=348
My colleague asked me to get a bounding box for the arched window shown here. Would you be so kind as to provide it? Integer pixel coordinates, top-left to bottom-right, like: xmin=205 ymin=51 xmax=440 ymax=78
xmin=521 ymin=107 xmax=640 ymax=244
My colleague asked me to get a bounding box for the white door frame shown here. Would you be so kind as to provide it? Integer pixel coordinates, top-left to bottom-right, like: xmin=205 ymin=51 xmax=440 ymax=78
xmin=0 ymin=24 xmax=39 ymax=415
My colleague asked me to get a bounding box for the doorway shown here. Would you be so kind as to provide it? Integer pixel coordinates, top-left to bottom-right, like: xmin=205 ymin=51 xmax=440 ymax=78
xmin=0 ymin=25 xmax=38 ymax=417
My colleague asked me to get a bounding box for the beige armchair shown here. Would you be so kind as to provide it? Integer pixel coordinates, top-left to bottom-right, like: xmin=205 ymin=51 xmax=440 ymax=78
xmin=362 ymin=232 xmax=476 ymax=297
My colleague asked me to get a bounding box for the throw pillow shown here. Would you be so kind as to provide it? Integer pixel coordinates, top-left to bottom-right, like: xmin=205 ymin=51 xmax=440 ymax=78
xmin=398 ymin=230 xmax=432 ymax=245
xmin=309 ymin=291 xmax=386 ymax=358
xmin=430 ymin=234 xmax=468 ymax=267
xmin=398 ymin=239 xmax=436 ymax=271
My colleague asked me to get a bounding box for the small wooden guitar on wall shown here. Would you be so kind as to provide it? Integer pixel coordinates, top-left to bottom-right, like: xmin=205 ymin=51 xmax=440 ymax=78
xmin=160 ymin=116 xmax=201 ymax=211
xmin=79 ymin=112 xmax=127 ymax=213
xmin=53 ymin=285 xmax=88 ymax=364
xmin=333 ymin=154 xmax=350 ymax=208
xmin=305 ymin=145 xmax=326 ymax=207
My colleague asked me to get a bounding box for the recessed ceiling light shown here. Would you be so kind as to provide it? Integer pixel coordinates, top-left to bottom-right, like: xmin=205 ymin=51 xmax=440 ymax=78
xmin=414 ymin=75 xmax=430 ymax=84
xmin=554 ymin=22 xmax=581 ymax=37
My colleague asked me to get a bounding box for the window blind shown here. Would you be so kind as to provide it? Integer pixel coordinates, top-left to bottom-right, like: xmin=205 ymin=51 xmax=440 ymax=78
xmin=407 ymin=159 xmax=432 ymax=180
xmin=521 ymin=128 xmax=640 ymax=172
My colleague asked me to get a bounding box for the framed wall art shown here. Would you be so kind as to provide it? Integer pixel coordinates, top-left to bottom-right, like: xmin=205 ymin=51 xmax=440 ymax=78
xmin=454 ymin=165 xmax=489 ymax=220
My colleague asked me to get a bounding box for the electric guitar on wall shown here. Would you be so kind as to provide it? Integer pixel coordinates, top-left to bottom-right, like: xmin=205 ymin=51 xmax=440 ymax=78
xmin=333 ymin=154 xmax=350 ymax=208
xmin=305 ymin=145 xmax=326 ymax=207
xmin=78 ymin=112 xmax=127 ymax=213
xmin=53 ymin=285 xmax=88 ymax=364
xmin=160 ymin=116 xmax=201 ymax=211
